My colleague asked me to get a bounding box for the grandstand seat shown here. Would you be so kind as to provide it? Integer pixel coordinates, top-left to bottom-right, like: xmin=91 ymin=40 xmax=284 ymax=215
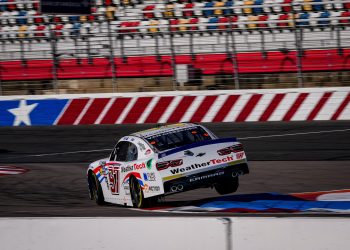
xmin=233 ymin=0 xmax=244 ymax=15
xmin=297 ymin=12 xmax=310 ymax=26
xmin=183 ymin=1 xmax=194 ymax=17
xmin=253 ymin=0 xmax=264 ymax=15
xmin=345 ymin=1 xmax=350 ymax=10
xmin=179 ymin=17 xmax=189 ymax=32
xmin=238 ymin=15 xmax=248 ymax=29
xmin=282 ymin=0 xmax=293 ymax=13
xmin=223 ymin=0 xmax=233 ymax=16
xmin=340 ymin=11 xmax=350 ymax=25
xmin=189 ymin=17 xmax=199 ymax=31
xmin=207 ymin=16 xmax=218 ymax=30
xmin=18 ymin=24 xmax=27 ymax=38
xmin=272 ymin=0 xmax=283 ymax=13
xmin=243 ymin=0 xmax=254 ymax=15
xmin=257 ymin=14 xmax=269 ymax=28
xmin=17 ymin=10 xmax=28 ymax=25
xmin=313 ymin=0 xmax=324 ymax=11
xmin=317 ymin=10 xmax=330 ymax=26
xmin=164 ymin=2 xmax=175 ymax=18
xmin=170 ymin=18 xmax=179 ymax=32
xmin=27 ymin=24 xmax=36 ymax=38
xmin=247 ymin=15 xmax=258 ymax=29
xmin=175 ymin=2 xmax=184 ymax=17
xmin=263 ymin=0 xmax=273 ymax=13
xmin=277 ymin=13 xmax=293 ymax=28
xmin=148 ymin=19 xmax=160 ymax=34
xmin=214 ymin=1 xmax=224 ymax=16
xmin=203 ymin=1 xmax=214 ymax=17
xmin=34 ymin=13 xmax=44 ymax=24
xmin=0 ymin=0 xmax=8 ymax=12
xmin=35 ymin=24 xmax=47 ymax=38
xmin=194 ymin=1 xmax=205 ymax=16
xmin=302 ymin=0 xmax=313 ymax=12
xmin=143 ymin=4 xmax=155 ymax=19
xmin=198 ymin=17 xmax=208 ymax=31
xmin=7 ymin=0 xmax=16 ymax=11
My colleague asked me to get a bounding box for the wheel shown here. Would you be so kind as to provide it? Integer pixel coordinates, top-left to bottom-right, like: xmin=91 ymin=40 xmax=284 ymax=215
xmin=90 ymin=173 xmax=105 ymax=205
xmin=130 ymin=176 xmax=147 ymax=208
xmin=215 ymin=177 xmax=239 ymax=195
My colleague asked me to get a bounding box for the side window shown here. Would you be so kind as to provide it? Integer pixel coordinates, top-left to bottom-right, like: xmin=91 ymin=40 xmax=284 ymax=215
xmin=115 ymin=141 xmax=130 ymax=162
xmin=126 ymin=142 xmax=138 ymax=162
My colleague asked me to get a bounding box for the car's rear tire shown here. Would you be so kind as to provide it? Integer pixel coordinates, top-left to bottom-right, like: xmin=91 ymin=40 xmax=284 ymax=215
xmin=129 ymin=176 xmax=158 ymax=208
xmin=215 ymin=177 xmax=239 ymax=195
xmin=90 ymin=173 xmax=105 ymax=205
xmin=130 ymin=176 xmax=147 ymax=208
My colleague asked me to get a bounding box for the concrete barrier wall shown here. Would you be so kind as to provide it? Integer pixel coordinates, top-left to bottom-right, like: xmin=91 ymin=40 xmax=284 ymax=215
xmin=0 ymin=87 xmax=349 ymax=126
xmin=1 ymin=217 xmax=349 ymax=250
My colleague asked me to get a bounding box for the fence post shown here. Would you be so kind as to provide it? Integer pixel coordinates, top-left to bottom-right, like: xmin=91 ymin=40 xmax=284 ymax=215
xmin=336 ymin=25 xmax=343 ymax=55
xmin=0 ymin=77 xmax=2 ymax=96
xmin=229 ymin=19 xmax=240 ymax=89
xmin=168 ymin=20 xmax=178 ymax=91
xmin=49 ymin=17 xmax=59 ymax=94
xmin=107 ymin=19 xmax=118 ymax=92
xmin=292 ymin=5 xmax=304 ymax=88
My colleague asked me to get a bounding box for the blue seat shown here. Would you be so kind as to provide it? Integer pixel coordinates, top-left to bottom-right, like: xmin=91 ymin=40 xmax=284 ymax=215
xmin=224 ymin=0 xmax=234 ymax=15
xmin=313 ymin=0 xmax=324 ymax=11
xmin=207 ymin=16 xmax=219 ymax=29
xmin=297 ymin=12 xmax=310 ymax=26
xmin=203 ymin=1 xmax=215 ymax=17
xmin=318 ymin=11 xmax=330 ymax=25
xmin=253 ymin=0 xmax=264 ymax=15
xmin=18 ymin=10 xmax=28 ymax=25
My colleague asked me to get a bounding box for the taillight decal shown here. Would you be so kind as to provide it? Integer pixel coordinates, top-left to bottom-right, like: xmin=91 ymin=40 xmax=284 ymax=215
xmin=156 ymin=159 xmax=183 ymax=171
xmin=217 ymin=144 xmax=244 ymax=156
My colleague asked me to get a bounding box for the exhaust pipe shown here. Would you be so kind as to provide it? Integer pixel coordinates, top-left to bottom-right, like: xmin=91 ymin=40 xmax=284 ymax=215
xmin=170 ymin=184 xmax=184 ymax=192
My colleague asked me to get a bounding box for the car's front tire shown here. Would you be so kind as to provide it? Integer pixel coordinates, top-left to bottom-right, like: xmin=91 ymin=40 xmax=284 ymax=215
xmin=215 ymin=177 xmax=239 ymax=195
xmin=89 ymin=173 xmax=105 ymax=205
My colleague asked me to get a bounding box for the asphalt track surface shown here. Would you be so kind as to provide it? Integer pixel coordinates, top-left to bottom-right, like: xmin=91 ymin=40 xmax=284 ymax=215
xmin=1 ymin=121 xmax=350 ymax=217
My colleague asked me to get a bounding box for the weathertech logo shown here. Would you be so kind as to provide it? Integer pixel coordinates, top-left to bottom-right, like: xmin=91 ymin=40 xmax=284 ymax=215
xmin=170 ymin=156 xmax=234 ymax=175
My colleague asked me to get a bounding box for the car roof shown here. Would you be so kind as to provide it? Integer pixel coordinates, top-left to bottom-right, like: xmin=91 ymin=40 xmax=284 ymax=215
xmin=131 ymin=123 xmax=200 ymax=139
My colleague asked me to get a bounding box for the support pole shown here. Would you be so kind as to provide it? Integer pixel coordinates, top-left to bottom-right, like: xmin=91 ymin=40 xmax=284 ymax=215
xmin=292 ymin=5 xmax=304 ymax=88
xmin=229 ymin=18 xmax=240 ymax=89
xmin=107 ymin=19 xmax=117 ymax=92
xmin=168 ymin=19 xmax=178 ymax=90
xmin=49 ymin=17 xmax=59 ymax=93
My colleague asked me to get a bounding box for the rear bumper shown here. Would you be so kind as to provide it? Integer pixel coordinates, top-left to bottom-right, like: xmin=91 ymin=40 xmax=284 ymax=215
xmin=163 ymin=162 xmax=249 ymax=194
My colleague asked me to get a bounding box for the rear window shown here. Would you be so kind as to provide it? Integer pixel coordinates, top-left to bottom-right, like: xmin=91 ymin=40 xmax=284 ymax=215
xmin=145 ymin=126 xmax=212 ymax=151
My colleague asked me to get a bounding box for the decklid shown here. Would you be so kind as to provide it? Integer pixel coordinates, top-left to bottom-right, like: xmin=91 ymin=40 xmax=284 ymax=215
xmin=157 ymin=138 xmax=245 ymax=179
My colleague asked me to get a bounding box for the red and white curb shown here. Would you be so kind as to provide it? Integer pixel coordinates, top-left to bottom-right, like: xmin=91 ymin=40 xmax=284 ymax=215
xmin=0 ymin=166 xmax=28 ymax=176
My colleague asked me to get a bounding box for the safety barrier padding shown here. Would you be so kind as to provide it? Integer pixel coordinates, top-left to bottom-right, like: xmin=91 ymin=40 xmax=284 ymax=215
xmin=0 ymin=217 xmax=349 ymax=250
xmin=0 ymin=87 xmax=349 ymax=126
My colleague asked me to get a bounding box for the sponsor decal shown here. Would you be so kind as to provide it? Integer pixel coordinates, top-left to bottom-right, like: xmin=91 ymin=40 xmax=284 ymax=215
xmin=184 ymin=150 xmax=194 ymax=156
xmin=122 ymin=162 xmax=146 ymax=173
xmin=146 ymin=159 xmax=153 ymax=170
xmin=170 ymin=155 xmax=234 ymax=175
xmin=144 ymin=184 xmax=161 ymax=192
xmin=107 ymin=166 xmax=120 ymax=195
xmin=123 ymin=184 xmax=130 ymax=195
xmin=196 ymin=152 xmax=206 ymax=157
xmin=236 ymin=152 xmax=245 ymax=160
xmin=143 ymin=172 xmax=156 ymax=181
xmin=134 ymin=162 xmax=146 ymax=170
xmin=121 ymin=165 xmax=133 ymax=173
xmin=189 ymin=171 xmax=225 ymax=182
xmin=145 ymin=149 xmax=152 ymax=155
xmin=138 ymin=142 xmax=146 ymax=151
xmin=217 ymin=144 xmax=244 ymax=156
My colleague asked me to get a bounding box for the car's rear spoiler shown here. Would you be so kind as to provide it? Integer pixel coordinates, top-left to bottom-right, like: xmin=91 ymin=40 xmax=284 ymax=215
xmin=158 ymin=137 xmax=237 ymax=158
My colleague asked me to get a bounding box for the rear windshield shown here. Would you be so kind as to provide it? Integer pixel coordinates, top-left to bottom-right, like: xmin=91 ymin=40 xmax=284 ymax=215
xmin=145 ymin=126 xmax=212 ymax=151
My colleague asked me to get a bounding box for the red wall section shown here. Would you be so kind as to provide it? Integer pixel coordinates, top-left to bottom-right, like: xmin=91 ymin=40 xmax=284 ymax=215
xmin=1 ymin=49 xmax=349 ymax=81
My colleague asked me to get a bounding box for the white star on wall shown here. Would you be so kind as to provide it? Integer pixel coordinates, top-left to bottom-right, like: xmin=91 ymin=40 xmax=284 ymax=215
xmin=8 ymin=100 xmax=38 ymax=126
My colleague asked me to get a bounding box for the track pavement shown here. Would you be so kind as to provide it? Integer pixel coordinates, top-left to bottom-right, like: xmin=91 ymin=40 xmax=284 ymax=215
xmin=0 ymin=121 xmax=349 ymax=216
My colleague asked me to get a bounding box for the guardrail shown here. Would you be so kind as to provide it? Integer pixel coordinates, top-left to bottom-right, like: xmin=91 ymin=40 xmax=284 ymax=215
xmin=0 ymin=87 xmax=349 ymax=126
xmin=0 ymin=217 xmax=349 ymax=250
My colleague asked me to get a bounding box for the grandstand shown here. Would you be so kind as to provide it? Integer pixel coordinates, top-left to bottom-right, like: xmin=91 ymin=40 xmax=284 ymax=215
xmin=0 ymin=0 xmax=350 ymax=94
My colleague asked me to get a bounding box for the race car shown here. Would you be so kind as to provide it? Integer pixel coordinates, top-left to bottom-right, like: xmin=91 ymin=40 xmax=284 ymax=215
xmin=87 ymin=123 xmax=249 ymax=208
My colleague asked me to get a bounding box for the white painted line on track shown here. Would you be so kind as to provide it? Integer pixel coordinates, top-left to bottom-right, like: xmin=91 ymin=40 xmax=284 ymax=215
xmin=239 ymin=128 xmax=350 ymax=140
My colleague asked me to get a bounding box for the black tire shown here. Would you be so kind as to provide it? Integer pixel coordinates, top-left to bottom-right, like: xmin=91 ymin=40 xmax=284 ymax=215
xmin=215 ymin=177 xmax=239 ymax=195
xmin=130 ymin=176 xmax=147 ymax=208
xmin=90 ymin=173 xmax=105 ymax=205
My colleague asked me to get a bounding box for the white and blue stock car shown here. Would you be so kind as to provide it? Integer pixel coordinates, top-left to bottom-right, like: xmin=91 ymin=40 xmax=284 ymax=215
xmin=87 ymin=123 xmax=249 ymax=208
